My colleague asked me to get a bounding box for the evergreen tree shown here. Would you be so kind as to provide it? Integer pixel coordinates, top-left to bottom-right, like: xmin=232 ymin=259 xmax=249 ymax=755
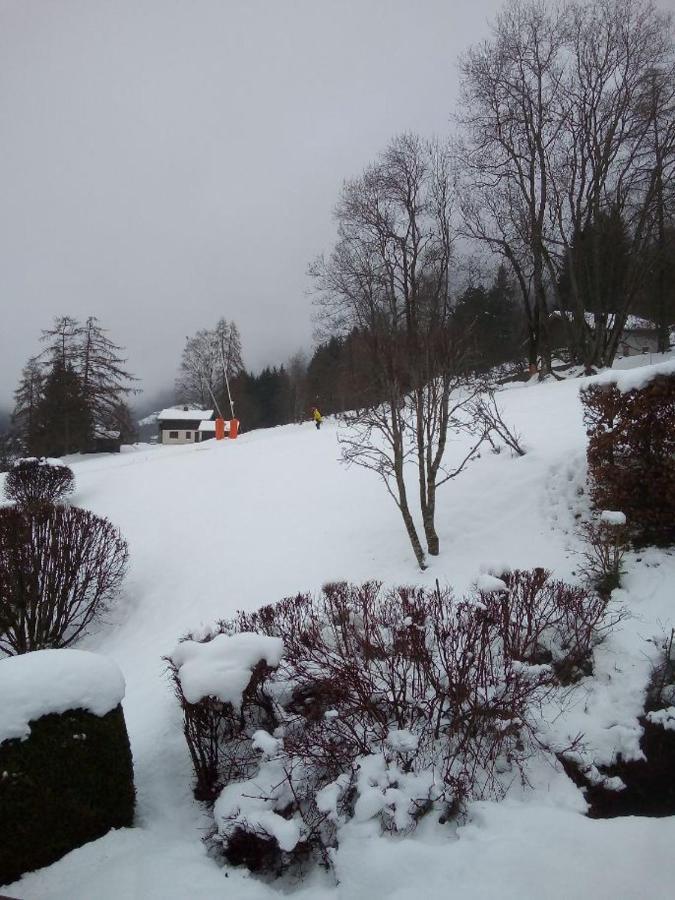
xmin=14 ymin=316 xmax=138 ymax=455
xmin=40 ymin=316 xmax=83 ymax=370
xmin=452 ymin=266 xmax=523 ymax=371
xmin=79 ymin=317 xmax=138 ymax=434
xmin=34 ymin=360 xmax=92 ymax=457
xmin=12 ymin=358 xmax=44 ymax=452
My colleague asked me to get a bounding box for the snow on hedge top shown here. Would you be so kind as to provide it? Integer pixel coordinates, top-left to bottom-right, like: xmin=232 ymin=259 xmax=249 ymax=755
xmin=170 ymin=632 xmax=284 ymax=706
xmin=476 ymin=574 xmax=509 ymax=593
xmin=0 ymin=649 xmax=126 ymax=744
xmin=14 ymin=456 xmax=65 ymax=468
xmin=600 ymin=510 xmax=626 ymax=526
xmin=587 ymin=359 xmax=675 ymax=394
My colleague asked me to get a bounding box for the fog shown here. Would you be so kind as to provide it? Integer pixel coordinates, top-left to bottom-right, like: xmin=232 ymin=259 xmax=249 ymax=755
xmin=0 ymin=0 xmax=505 ymax=410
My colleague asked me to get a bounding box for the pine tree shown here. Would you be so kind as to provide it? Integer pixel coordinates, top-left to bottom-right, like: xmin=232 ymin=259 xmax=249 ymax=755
xmin=12 ymin=358 xmax=45 ymax=452
xmin=79 ymin=317 xmax=139 ymax=435
xmin=34 ymin=360 xmax=92 ymax=457
xmin=16 ymin=316 xmax=138 ymax=454
xmin=109 ymin=400 xmax=138 ymax=444
xmin=40 ymin=316 xmax=83 ymax=369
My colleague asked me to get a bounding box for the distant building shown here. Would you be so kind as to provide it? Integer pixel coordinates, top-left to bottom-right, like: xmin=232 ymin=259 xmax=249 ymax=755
xmin=549 ymin=311 xmax=660 ymax=356
xmin=83 ymin=428 xmax=122 ymax=454
xmin=619 ymin=317 xmax=661 ymax=356
xmin=157 ymin=407 xmax=214 ymax=444
xmin=197 ymin=419 xmax=231 ymax=442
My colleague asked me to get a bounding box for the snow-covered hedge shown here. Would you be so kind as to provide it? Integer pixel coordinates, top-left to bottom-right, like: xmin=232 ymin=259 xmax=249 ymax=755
xmin=0 ymin=650 xmax=135 ymax=885
xmin=581 ymin=367 xmax=675 ymax=546
xmin=3 ymin=457 xmax=75 ymax=508
xmin=167 ymin=573 xmax=617 ymax=874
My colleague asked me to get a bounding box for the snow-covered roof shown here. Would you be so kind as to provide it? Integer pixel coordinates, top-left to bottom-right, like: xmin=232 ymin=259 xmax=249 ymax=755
xmin=550 ymin=310 xmax=655 ymax=331
xmin=199 ymin=420 xmax=230 ymax=432
xmin=587 ymin=358 xmax=675 ymax=394
xmin=0 ymin=649 xmax=126 ymax=744
xmin=93 ymin=427 xmax=121 ymax=440
xmin=158 ymin=408 xmax=214 ymax=422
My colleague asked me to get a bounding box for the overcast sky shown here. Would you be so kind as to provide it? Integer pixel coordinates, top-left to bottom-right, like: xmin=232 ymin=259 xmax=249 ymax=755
xmin=0 ymin=0 xmax=506 ymax=410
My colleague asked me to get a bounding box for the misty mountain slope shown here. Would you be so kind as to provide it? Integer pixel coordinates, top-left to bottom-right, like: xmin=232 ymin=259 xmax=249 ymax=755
xmin=5 ymin=352 xmax=675 ymax=900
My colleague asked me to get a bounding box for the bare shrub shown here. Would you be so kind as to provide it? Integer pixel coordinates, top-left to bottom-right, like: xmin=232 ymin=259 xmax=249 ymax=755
xmin=167 ymin=574 xmax=613 ymax=873
xmin=577 ymin=516 xmax=629 ymax=599
xmin=4 ymin=458 xmax=75 ymax=508
xmin=478 ymin=568 xmax=623 ymax=684
xmin=0 ymin=504 xmax=129 ymax=655
xmin=581 ymin=374 xmax=675 ymax=546
xmin=471 ymin=389 xmax=526 ymax=457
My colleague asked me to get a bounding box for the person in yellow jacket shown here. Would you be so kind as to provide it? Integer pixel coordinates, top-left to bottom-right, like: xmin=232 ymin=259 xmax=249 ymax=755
xmin=311 ymin=407 xmax=323 ymax=430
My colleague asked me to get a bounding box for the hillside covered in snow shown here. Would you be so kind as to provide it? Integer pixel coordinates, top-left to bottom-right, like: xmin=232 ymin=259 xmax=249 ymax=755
xmin=4 ymin=353 xmax=675 ymax=900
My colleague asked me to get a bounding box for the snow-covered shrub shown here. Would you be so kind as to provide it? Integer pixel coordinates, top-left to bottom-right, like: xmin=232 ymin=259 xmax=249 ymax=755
xmin=0 ymin=504 xmax=129 ymax=655
xmin=4 ymin=457 xmax=75 ymax=508
xmin=581 ymin=371 xmax=675 ymax=546
xmin=165 ymin=632 xmax=284 ymax=802
xmin=577 ymin=513 xmax=628 ymax=598
xmin=479 ymin=568 xmax=623 ymax=682
xmin=168 ymin=575 xmax=611 ymax=874
xmin=0 ymin=649 xmax=135 ymax=884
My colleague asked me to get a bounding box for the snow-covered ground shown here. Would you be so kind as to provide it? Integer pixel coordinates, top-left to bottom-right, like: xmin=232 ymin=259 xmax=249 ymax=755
xmin=4 ymin=352 xmax=675 ymax=899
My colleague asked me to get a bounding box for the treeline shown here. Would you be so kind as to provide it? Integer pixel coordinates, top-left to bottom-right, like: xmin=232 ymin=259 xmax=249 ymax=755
xmin=10 ymin=316 xmax=137 ymax=458
xmin=197 ymin=265 xmax=524 ymax=430
xmin=455 ymin=0 xmax=675 ymax=372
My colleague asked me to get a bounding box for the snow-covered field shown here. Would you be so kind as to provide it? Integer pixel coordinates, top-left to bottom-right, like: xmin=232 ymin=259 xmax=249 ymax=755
xmin=4 ymin=353 xmax=675 ymax=899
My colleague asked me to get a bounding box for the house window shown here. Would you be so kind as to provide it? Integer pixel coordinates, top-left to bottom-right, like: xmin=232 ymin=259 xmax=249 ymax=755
xmin=169 ymin=431 xmax=179 ymax=439
xmin=185 ymin=431 xmax=192 ymax=439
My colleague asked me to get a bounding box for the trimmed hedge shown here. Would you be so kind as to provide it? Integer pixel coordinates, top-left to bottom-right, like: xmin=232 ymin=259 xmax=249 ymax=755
xmin=581 ymin=372 xmax=675 ymax=546
xmin=0 ymin=704 xmax=135 ymax=886
xmin=4 ymin=458 xmax=75 ymax=508
xmin=0 ymin=504 xmax=129 ymax=655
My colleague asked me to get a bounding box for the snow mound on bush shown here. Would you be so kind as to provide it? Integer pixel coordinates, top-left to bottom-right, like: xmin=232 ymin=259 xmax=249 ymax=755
xmin=0 ymin=649 xmax=126 ymax=743
xmin=589 ymin=358 xmax=675 ymax=394
xmin=599 ymin=510 xmax=626 ymax=526
xmin=170 ymin=632 xmax=284 ymax=706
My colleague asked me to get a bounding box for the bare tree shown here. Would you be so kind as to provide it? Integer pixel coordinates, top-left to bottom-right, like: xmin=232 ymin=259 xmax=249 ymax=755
xmin=457 ymin=0 xmax=675 ymax=372
xmin=177 ymin=321 xmax=245 ymax=412
xmin=312 ymin=134 xmax=481 ymax=569
xmin=547 ymin=0 xmax=675 ymax=368
xmin=457 ymin=0 xmax=568 ymax=376
xmin=176 ymin=329 xmax=219 ymax=407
